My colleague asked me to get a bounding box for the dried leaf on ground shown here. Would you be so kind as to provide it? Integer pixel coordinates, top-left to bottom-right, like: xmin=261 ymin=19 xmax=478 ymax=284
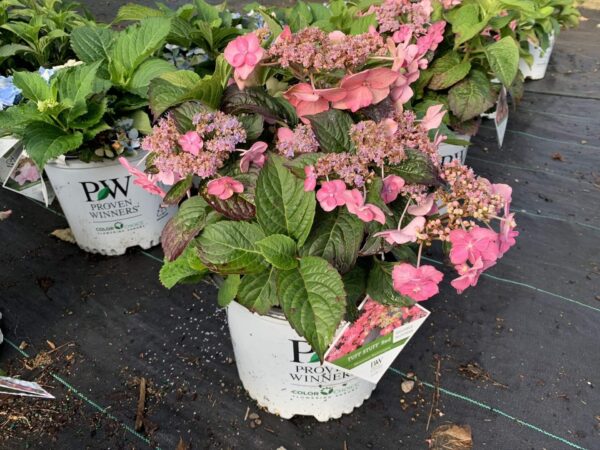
xmin=50 ymin=228 xmax=76 ymax=244
xmin=458 ymin=362 xmax=508 ymax=388
xmin=176 ymin=437 xmax=189 ymax=450
xmin=0 ymin=210 xmax=11 ymax=221
xmin=401 ymin=380 xmax=415 ymax=393
xmin=428 ymin=424 xmax=473 ymax=449
xmin=551 ymin=152 xmax=565 ymax=161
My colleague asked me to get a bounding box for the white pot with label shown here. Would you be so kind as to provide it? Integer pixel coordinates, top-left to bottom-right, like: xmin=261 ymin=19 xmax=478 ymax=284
xmin=227 ymin=301 xmax=377 ymax=422
xmin=437 ymin=134 xmax=471 ymax=165
xmin=519 ymin=33 xmax=555 ymax=80
xmin=44 ymin=152 xmax=175 ymax=255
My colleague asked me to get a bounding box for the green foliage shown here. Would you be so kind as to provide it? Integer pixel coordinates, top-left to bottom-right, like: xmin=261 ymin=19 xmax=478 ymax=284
xmin=160 ymin=246 xmax=208 ymax=289
xmin=448 ymin=70 xmax=497 ymax=121
xmin=195 ymin=221 xmax=268 ymax=274
xmin=367 ymin=260 xmax=415 ymax=307
xmin=255 ymin=156 xmax=316 ymax=247
xmin=278 ymin=256 xmax=346 ymax=361
xmin=306 ymin=109 xmax=355 ymax=154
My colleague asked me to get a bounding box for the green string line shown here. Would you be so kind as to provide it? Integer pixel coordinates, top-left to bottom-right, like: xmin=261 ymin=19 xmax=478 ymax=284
xmin=387 ymin=367 xmax=587 ymax=450
xmin=3 ymin=337 xmax=160 ymax=450
xmin=512 ymin=208 xmax=600 ymax=233
xmin=420 ymin=256 xmax=600 ymax=314
xmin=479 ymin=125 xmax=600 ymax=150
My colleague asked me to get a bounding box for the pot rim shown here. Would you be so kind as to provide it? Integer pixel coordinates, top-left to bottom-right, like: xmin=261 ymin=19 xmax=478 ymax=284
xmin=45 ymin=150 xmax=144 ymax=170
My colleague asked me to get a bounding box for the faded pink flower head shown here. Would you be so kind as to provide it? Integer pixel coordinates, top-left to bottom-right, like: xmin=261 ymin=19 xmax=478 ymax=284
xmin=324 ymin=68 xmax=399 ymax=112
xmin=407 ymin=193 xmax=437 ymax=216
xmin=207 ymin=176 xmax=244 ymax=200
xmin=374 ymin=216 xmax=425 ymax=245
xmin=178 ymin=131 xmax=203 ymax=156
xmin=417 ymin=21 xmax=446 ymax=54
xmin=498 ymin=213 xmax=518 ymax=256
xmin=451 ymin=258 xmax=484 ymax=294
xmin=381 ymin=174 xmax=405 ymax=203
xmin=421 ymin=104 xmax=446 ymax=131
xmin=349 ymin=202 xmax=386 ymax=224
xmin=343 ymin=189 xmax=386 ymax=224
xmin=119 ymin=157 xmax=166 ymax=198
xmin=449 ymin=227 xmax=499 ymax=266
xmin=316 ymin=180 xmax=347 ymax=211
xmin=392 ymin=25 xmax=412 ymax=44
xmin=284 ymin=83 xmax=329 ymax=123
xmin=239 ymin=141 xmax=268 ymax=172
xmin=392 ymin=263 xmax=443 ymax=302
xmin=492 ymin=183 xmax=512 ymax=211
xmin=13 ymin=161 xmax=40 ymax=185
xmin=304 ymin=165 xmax=317 ymax=192
xmin=224 ymin=33 xmax=264 ymax=80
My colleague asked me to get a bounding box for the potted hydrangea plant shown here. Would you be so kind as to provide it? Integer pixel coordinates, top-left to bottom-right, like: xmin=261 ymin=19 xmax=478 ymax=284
xmin=130 ymin=19 xmax=518 ymax=420
xmin=517 ymin=0 xmax=581 ymax=80
xmin=0 ymin=19 xmax=179 ymax=254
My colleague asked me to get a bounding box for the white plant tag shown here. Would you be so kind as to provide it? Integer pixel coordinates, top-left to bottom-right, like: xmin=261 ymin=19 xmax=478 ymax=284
xmin=495 ymin=86 xmax=509 ymax=148
xmin=324 ymin=298 xmax=430 ymax=383
xmin=0 ymin=376 xmax=55 ymax=399
xmin=1 ymin=138 xmax=55 ymax=206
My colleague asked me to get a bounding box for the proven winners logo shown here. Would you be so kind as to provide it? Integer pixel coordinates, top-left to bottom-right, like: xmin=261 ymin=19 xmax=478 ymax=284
xmin=79 ymin=176 xmax=141 ymax=224
xmin=288 ymin=340 xmax=357 ymax=399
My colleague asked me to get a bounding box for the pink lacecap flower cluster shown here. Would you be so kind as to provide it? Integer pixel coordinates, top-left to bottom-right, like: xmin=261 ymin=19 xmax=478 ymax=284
xmin=267 ymin=27 xmax=386 ymax=72
xmin=383 ymin=162 xmax=518 ymax=302
xmin=140 ymin=112 xmax=247 ymax=184
xmin=326 ymin=299 xmax=426 ymax=361
xmin=276 ymin=125 xmax=319 ymax=157
xmin=369 ymin=0 xmax=434 ymax=35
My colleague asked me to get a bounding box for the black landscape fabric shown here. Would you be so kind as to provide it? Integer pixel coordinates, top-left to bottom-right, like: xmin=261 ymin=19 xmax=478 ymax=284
xmin=1 ymin=6 xmax=599 ymax=450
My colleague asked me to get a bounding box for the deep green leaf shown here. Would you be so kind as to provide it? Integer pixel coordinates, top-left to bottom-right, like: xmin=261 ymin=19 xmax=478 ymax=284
xmin=305 ymin=109 xmax=354 ymax=153
xmin=300 ymin=208 xmax=364 ymax=274
xmin=387 ymin=149 xmax=440 ymax=185
xmin=367 ymin=260 xmax=415 ymax=307
xmin=256 ymin=234 xmax=298 ymax=270
xmin=448 ymin=70 xmax=497 ymax=121
xmin=161 ymin=195 xmax=216 ymax=261
xmin=162 ymin=174 xmax=193 ymax=205
xmin=195 ymin=221 xmax=267 ymax=274
xmin=278 ymin=256 xmax=346 ymax=361
xmin=237 ymin=268 xmax=279 ymax=314
xmin=221 ymin=85 xmax=298 ymax=128
xmin=255 ymin=156 xmax=316 ymax=246
xmin=342 ymin=265 xmax=367 ymax=322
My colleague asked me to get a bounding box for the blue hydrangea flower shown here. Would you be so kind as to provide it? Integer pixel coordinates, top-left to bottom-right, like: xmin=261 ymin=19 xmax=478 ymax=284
xmin=38 ymin=67 xmax=55 ymax=83
xmin=0 ymin=76 xmax=21 ymax=110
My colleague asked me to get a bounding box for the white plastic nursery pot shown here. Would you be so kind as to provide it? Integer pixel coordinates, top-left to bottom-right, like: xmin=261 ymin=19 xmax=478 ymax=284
xmin=438 ymin=134 xmax=471 ymax=165
xmin=519 ymin=34 xmax=555 ymax=80
xmin=44 ymin=153 xmax=175 ymax=255
xmin=227 ymin=301 xmax=377 ymax=422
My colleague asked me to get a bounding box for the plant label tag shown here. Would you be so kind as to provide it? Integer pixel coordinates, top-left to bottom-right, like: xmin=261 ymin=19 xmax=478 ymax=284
xmin=0 ymin=376 xmax=55 ymax=399
xmin=0 ymin=137 xmax=55 ymax=206
xmin=324 ymin=298 xmax=430 ymax=383
xmin=495 ymin=87 xmax=508 ymax=148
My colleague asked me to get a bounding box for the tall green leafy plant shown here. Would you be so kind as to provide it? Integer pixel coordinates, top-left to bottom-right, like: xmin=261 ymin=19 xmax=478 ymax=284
xmin=0 ymin=0 xmax=89 ymax=71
